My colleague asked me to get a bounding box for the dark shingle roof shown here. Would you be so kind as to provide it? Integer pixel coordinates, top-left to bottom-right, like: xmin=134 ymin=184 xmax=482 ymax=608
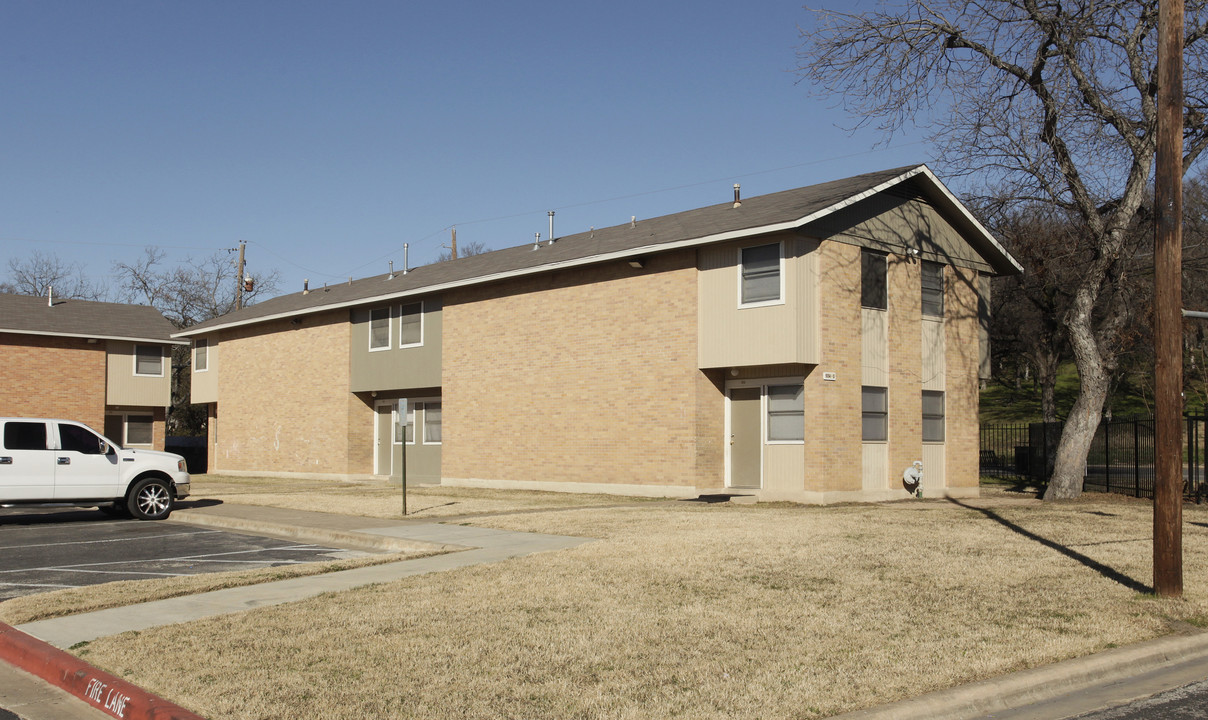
xmin=0 ymin=294 xmax=184 ymax=344
xmin=177 ymin=165 xmax=1020 ymax=337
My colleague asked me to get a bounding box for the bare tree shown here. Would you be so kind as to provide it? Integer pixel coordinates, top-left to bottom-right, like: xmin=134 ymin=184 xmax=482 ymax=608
xmin=2 ymin=250 xmax=106 ymax=300
xmin=113 ymin=247 xmax=280 ymax=436
xmin=112 ymin=247 xmax=279 ymax=329
xmin=798 ymin=0 xmax=1208 ymax=499
xmin=437 ymin=240 xmax=490 ymax=263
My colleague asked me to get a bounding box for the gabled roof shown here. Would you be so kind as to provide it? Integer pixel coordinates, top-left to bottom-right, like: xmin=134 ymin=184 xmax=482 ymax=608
xmin=0 ymin=294 xmax=186 ymax=344
xmin=176 ymin=165 xmax=1021 ymax=338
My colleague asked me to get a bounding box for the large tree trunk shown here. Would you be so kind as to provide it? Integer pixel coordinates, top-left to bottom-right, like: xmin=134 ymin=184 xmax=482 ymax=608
xmin=1045 ymin=288 xmax=1113 ymax=500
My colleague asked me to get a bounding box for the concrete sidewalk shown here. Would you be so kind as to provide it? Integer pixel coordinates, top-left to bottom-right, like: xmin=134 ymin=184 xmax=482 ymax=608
xmin=16 ymin=502 xmax=595 ymax=649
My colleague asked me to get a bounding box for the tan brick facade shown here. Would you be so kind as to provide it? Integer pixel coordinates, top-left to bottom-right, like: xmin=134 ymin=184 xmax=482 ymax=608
xmin=944 ymin=266 xmax=982 ymax=488
xmin=210 ymin=311 xmax=372 ymax=476
xmin=442 ymin=250 xmax=722 ymax=490
xmin=0 ymin=333 xmax=108 ymax=431
xmin=804 ymin=243 xmax=864 ymax=493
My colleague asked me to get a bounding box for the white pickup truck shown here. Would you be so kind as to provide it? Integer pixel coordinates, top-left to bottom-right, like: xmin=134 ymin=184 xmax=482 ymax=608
xmin=0 ymin=418 xmax=191 ymax=520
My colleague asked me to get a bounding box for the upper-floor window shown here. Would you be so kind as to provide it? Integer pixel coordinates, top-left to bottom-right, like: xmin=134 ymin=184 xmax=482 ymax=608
xmin=400 ymin=302 xmax=423 ymax=347
xmin=861 ymin=250 xmax=887 ymax=310
xmin=134 ymin=345 xmax=163 ymax=377
xmin=369 ymin=307 xmax=391 ymax=351
xmin=922 ymin=261 xmax=944 ymax=318
xmin=739 ymin=243 xmax=783 ymax=306
xmin=194 ymin=339 xmax=209 ymax=372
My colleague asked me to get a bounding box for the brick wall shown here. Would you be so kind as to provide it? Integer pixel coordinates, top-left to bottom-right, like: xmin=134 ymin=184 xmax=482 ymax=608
xmin=0 ymin=333 xmax=107 ymax=430
xmin=442 ymin=250 xmax=717 ymax=489
xmin=804 ymin=242 xmax=863 ymax=492
xmin=945 ymin=266 xmax=982 ymax=488
xmin=212 ymin=311 xmax=363 ymax=475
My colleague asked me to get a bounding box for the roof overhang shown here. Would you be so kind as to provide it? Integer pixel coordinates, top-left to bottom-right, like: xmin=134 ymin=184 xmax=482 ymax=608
xmin=2 ymin=328 xmax=190 ymax=345
xmin=174 ymin=165 xmax=1022 ymax=339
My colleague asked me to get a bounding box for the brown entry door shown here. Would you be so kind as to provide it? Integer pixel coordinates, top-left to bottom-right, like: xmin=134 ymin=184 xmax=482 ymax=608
xmin=729 ymin=387 xmax=762 ymax=489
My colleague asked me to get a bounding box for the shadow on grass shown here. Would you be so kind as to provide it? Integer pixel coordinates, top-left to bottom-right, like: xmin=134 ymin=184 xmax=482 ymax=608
xmin=947 ymin=498 xmax=1152 ymax=594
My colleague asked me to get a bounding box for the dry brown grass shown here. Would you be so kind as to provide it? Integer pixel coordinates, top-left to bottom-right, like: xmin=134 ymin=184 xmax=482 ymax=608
xmin=73 ymin=493 xmax=1208 ymax=719
xmin=193 ymin=474 xmax=652 ymax=518
xmin=0 ymin=550 xmax=438 ymax=626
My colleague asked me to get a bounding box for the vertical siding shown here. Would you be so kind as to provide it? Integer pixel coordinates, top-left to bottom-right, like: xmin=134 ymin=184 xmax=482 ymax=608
xmin=192 ymin=338 xmax=218 ymax=404
xmin=922 ymin=443 xmax=946 ymax=489
xmin=861 ymin=309 xmax=888 ymax=386
xmin=106 ymin=341 xmax=172 ymax=407
xmin=921 ymin=319 xmax=946 ymax=390
xmin=764 ymin=443 xmax=805 ymax=494
xmin=698 ymin=233 xmax=818 ymax=368
xmin=862 ymin=443 xmax=888 ymax=490
xmin=349 ymin=298 xmax=443 ymax=392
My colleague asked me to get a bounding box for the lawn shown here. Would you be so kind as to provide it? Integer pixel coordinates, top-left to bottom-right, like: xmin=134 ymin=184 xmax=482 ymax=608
xmin=65 ymin=489 xmax=1208 ymax=720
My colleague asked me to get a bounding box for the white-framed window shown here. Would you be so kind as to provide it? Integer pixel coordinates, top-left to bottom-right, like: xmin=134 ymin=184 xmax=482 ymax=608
xmin=194 ymin=339 xmax=209 ymax=372
xmin=862 ymin=386 xmax=888 ymax=442
xmin=399 ymin=302 xmax=423 ymax=347
xmin=423 ymin=401 xmax=442 ymax=444
xmin=861 ymin=250 xmax=888 ymax=310
xmin=134 ymin=345 xmax=164 ymax=377
xmin=922 ymin=261 xmax=944 ymax=318
xmin=369 ymin=307 xmax=391 ymax=351
xmin=923 ymin=390 xmax=945 ymax=442
xmin=765 ymin=384 xmax=805 ymax=443
xmin=738 ymin=242 xmax=784 ymax=307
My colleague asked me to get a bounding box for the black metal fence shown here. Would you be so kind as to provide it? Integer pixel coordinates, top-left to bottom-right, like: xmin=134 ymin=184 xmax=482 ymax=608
xmin=980 ymin=415 xmax=1208 ymax=500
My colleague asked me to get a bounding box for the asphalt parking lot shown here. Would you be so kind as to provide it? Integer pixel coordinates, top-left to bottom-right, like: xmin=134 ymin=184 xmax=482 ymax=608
xmin=0 ymin=506 xmax=370 ymax=602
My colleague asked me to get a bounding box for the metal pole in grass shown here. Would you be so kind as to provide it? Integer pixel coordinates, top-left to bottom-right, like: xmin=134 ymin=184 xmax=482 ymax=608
xmin=399 ymin=399 xmax=408 ymax=517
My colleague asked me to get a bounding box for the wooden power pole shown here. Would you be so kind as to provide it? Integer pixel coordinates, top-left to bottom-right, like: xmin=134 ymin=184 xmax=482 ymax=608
xmin=1153 ymin=0 xmax=1184 ymax=597
xmin=234 ymin=241 xmax=246 ymax=309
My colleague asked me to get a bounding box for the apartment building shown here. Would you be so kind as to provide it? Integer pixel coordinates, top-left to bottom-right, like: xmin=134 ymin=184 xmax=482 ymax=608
xmin=177 ymin=165 xmax=1020 ymax=503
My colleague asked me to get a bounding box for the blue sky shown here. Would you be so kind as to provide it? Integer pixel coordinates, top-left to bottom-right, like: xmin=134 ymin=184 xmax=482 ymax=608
xmin=0 ymin=1 xmax=930 ymax=296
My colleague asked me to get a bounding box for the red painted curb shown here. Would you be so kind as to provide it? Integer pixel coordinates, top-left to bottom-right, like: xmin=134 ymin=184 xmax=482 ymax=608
xmin=0 ymin=622 xmax=205 ymax=720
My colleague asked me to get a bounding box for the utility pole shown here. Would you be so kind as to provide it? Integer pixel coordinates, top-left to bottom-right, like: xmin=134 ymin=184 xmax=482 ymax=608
xmin=235 ymin=241 xmax=247 ymax=311
xmin=449 ymin=226 xmax=458 ymax=260
xmin=1153 ymin=0 xmax=1184 ymax=597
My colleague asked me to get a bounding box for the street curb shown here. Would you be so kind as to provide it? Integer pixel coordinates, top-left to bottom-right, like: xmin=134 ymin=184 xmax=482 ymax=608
xmin=827 ymin=629 xmax=1208 ymax=719
xmin=169 ymin=509 xmax=460 ymax=555
xmin=0 ymin=622 xmax=204 ymax=720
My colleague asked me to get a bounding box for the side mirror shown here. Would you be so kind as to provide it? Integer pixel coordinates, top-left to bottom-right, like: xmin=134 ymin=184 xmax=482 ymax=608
xmin=98 ymin=439 xmax=110 ymax=455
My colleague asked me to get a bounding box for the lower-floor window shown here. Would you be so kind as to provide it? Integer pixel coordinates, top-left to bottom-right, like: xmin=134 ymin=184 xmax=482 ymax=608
xmin=423 ymin=401 xmax=442 ymax=444
xmin=862 ymin=386 xmax=888 ymax=442
xmin=922 ymin=390 xmax=945 ymax=442
xmin=105 ymin=413 xmax=154 ymax=447
xmin=398 ymin=398 xmax=441 ymax=445
xmin=766 ymin=384 xmax=804 ymax=442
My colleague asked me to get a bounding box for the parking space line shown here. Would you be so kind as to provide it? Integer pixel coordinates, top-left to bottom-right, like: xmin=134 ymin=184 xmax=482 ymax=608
xmin=0 ymin=529 xmax=220 ymax=552
xmin=0 ymin=582 xmax=78 ymax=590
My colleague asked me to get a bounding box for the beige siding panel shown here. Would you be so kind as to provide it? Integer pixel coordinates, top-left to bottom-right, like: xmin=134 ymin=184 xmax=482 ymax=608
xmin=106 ymin=341 xmax=171 ymax=407
xmin=861 ymin=309 xmax=888 ymax=386
xmin=806 ymin=195 xmax=990 ymax=272
xmin=922 ymin=444 xmax=946 ymax=489
xmin=921 ymin=318 xmax=945 ymax=390
xmin=349 ymin=298 xmax=443 ymax=392
xmin=698 ymin=233 xmax=819 ymax=368
xmin=763 ymin=444 xmax=804 ymax=494
xmin=192 ymin=339 xmax=218 ymax=404
xmin=862 ymin=443 xmax=888 ymax=491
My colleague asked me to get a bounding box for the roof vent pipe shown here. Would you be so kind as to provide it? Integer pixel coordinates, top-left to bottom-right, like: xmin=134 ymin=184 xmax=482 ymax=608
xmin=403 ymin=243 xmax=410 ymax=274
xmin=533 ymin=232 xmax=541 ymax=250
xmin=733 ymin=183 xmax=741 ymax=208
xmin=388 ymin=261 xmax=395 ymax=280
xmin=630 ymin=216 xmax=636 ymax=229
xmin=47 ymin=285 xmax=53 ymax=307
xmin=303 ymin=279 xmax=309 ymax=295
xmin=548 ymin=211 xmax=555 ymax=245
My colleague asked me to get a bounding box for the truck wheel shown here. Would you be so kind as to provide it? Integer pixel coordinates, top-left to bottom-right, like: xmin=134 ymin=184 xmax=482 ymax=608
xmin=128 ymin=477 xmax=173 ymax=520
